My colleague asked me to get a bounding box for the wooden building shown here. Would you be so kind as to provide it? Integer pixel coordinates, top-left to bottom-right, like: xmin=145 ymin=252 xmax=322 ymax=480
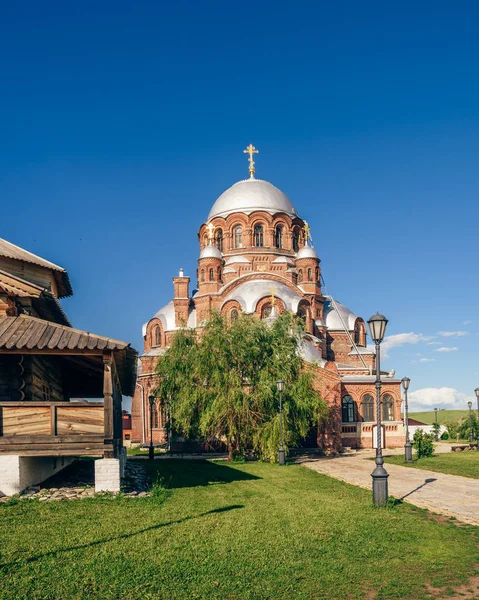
xmin=0 ymin=238 xmax=137 ymax=495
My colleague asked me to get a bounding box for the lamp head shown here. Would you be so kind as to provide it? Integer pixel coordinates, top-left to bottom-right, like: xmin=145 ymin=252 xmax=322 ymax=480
xmin=475 ymin=387 xmax=479 ymax=399
xmin=367 ymin=312 xmax=388 ymax=343
xmin=468 ymin=401 xmax=473 ymax=409
xmin=276 ymin=379 xmax=285 ymax=393
xmin=401 ymin=377 xmax=410 ymax=391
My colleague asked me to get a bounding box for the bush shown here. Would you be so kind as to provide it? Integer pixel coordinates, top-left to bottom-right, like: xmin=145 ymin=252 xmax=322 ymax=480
xmin=440 ymin=431 xmax=449 ymax=440
xmin=412 ymin=429 xmax=435 ymax=458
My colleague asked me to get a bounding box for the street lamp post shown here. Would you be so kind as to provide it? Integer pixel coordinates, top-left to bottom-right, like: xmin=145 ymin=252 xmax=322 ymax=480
xmin=401 ymin=377 xmax=412 ymax=462
xmin=434 ymin=407 xmax=439 ymax=441
xmin=367 ymin=312 xmax=389 ymax=507
xmin=148 ymin=395 xmax=155 ymax=460
xmin=475 ymin=388 xmax=479 ymax=451
xmin=277 ymin=379 xmax=285 ymax=465
xmin=468 ymin=401 xmax=473 ymax=444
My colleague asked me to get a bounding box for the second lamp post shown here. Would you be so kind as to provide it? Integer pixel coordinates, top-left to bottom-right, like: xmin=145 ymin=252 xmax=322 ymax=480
xmin=367 ymin=312 xmax=389 ymax=507
xmin=475 ymin=388 xmax=479 ymax=451
xmin=277 ymin=379 xmax=285 ymax=465
xmin=401 ymin=376 xmax=412 ymax=462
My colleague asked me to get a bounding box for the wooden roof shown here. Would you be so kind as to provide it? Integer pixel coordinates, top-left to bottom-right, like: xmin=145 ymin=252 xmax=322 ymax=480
xmin=0 ymin=238 xmax=73 ymax=298
xmin=0 ymin=315 xmax=137 ymax=395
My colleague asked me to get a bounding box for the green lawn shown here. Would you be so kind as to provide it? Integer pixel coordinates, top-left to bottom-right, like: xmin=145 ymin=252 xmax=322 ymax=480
xmin=384 ymin=451 xmax=479 ymax=479
xmin=1 ymin=460 xmax=479 ymax=600
xmin=409 ymin=409 xmax=469 ymax=425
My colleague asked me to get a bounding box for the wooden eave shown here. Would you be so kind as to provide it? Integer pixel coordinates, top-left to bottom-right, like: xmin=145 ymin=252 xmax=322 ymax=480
xmin=0 ymin=270 xmax=44 ymax=298
xmin=0 ymin=315 xmax=137 ymax=395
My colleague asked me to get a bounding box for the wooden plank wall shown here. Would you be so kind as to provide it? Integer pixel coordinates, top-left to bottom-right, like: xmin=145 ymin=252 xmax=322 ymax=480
xmin=57 ymin=406 xmax=104 ymax=435
xmin=26 ymin=356 xmax=65 ymax=402
xmin=2 ymin=407 xmax=50 ymax=435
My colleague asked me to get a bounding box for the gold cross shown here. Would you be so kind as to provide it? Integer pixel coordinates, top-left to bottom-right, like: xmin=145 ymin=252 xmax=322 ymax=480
xmin=243 ymin=144 xmax=259 ymax=178
xmin=206 ymin=222 xmax=215 ymax=243
xmin=303 ymin=221 xmax=311 ymax=245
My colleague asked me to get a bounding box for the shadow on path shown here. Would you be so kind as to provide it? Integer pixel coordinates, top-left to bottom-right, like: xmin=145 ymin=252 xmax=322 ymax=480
xmin=400 ymin=478 xmax=437 ymax=501
xmin=0 ymin=504 xmax=244 ymax=569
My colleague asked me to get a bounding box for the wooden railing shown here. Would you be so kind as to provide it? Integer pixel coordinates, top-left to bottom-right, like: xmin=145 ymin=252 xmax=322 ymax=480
xmin=0 ymin=402 xmax=104 ymax=437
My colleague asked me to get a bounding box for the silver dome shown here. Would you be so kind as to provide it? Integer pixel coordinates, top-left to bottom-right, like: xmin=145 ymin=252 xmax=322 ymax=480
xmin=199 ymin=245 xmax=222 ymax=260
xmin=296 ymin=245 xmax=318 ymax=260
xmin=207 ymin=179 xmax=297 ymax=220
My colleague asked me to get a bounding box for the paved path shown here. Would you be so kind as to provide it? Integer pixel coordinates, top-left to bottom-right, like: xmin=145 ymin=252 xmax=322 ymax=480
xmin=298 ymin=451 xmax=479 ymax=526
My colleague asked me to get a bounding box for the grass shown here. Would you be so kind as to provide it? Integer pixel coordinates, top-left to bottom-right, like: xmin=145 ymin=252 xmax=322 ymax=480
xmin=384 ymin=451 xmax=479 ymax=479
xmin=409 ymin=409 xmax=469 ymax=425
xmin=1 ymin=460 xmax=479 ymax=599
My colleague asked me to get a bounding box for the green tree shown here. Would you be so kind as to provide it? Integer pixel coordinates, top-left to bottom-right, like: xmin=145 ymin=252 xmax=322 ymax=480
xmin=458 ymin=412 xmax=478 ymax=442
xmin=156 ymin=311 xmax=328 ymax=461
xmin=431 ymin=422 xmax=441 ymax=440
xmin=444 ymin=420 xmax=460 ymax=440
xmin=412 ymin=429 xmax=435 ymax=458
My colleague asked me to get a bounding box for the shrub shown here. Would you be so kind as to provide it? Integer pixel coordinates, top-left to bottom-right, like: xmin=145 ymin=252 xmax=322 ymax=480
xmin=440 ymin=431 xmax=449 ymax=440
xmin=412 ymin=429 xmax=435 ymax=458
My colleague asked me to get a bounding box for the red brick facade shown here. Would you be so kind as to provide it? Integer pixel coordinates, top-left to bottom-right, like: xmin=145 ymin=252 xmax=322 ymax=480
xmin=131 ymin=175 xmax=404 ymax=450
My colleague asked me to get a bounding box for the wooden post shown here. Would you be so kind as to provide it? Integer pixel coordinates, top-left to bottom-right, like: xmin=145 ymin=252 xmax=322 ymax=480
xmin=103 ymin=354 xmax=114 ymax=446
xmin=50 ymin=405 xmax=57 ymax=435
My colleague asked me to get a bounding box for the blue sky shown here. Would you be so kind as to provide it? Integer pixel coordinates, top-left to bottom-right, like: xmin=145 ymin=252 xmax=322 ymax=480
xmin=1 ymin=1 xmax=478 ymax=411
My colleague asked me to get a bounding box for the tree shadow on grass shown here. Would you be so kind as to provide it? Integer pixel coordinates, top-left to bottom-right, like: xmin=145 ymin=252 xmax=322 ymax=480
xmin=142 ymin=459 xmax=261 ymax=490
xmin=0 ymin=504 xmax=244 ymax=569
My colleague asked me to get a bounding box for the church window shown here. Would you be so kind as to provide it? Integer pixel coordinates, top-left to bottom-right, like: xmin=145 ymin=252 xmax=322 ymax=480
xmin=362 ymin=395 xmax=374 ymax=422
xmin=200 ymin=269 xmax=205 ymax=282
xmin=154 ymin=326 xmax=161 ymax=346
xmin=231 ymin=309 xmax=239 ymax=321
xmin=209 ymin=268 xmax=214 ymax=281
xmin=261 ymin=303 xmax=272 ymax=319
xmin=254 ymin=225 xmax=264 ymax=247
xmin=275 ymin=225 xmax=284 ymax=249
xmin=315 ymin=268 xmax=320 ymax=282
xmin=217 ymin=267 xmax=222 ymax=282
xmin=152 ymin=402 xmax=159 ymax=429
xmin=307 ymin=268 xmax=312 ymax=281
xmin=203 ymin=234 xmax=208 ymax=247
xmin=342 ymin=395 xmax=355 ymax=423
xmin=382 ymin=394 xmax=394 ymax=421
xmin=298 ymin=269 xmax=303 ymax=283
xmin=234 ymin=226 xmax=243 ymax=248
xmin=297 ymin=307 xmax=306 ymax=324
xmin=292 ymin=228 xmax=300 ymax=252
xmin=216 ymin=228 xmax=223 ymax=252
xmin=292 ymin=273 xmax=298 ymax=285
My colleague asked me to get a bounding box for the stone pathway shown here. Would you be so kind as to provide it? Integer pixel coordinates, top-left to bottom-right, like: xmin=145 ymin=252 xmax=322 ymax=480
xmin=298 ymin=451 xmax=479 ymax=526
xmin=0 ymin=458 xmax=151 ymax=503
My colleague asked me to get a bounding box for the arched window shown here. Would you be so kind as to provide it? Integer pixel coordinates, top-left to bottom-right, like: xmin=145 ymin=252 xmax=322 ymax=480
xmin=261 ymin=303 xmax=272 ymax=319
xmin=315 ymin=268 xmax=320 ymax=282
xmin=216 ymin=228 xmax=223 ymax=252
xmin=307 ymin=268 xmax=312 ymax=281
xmin=275 ymin=225 xmax=284 ymax=249
xmin=234 ymin=226 xmax=243 ymax=248
xmin=152 ymin=402 xmax=159 ymax=429
xmin=292 ymin=228 xmax=300 ymax=252
xmin=297 ymin=307 xmax=306 ymax=324
xmin=382 ymin=394 xmax=394 ymax=421
xmin=254 ymin=224 xmax=264 ymax=247
xmin=231 ymin=309 xmax=239 ymax=321
xmin=298 ymin=269 xmax=303 ymax=283
xmin=203 ymin=234 xmax=208 ymax=247
xmin=209 ymin=268 xmax=214 ymax=281
xmin=217 ymin=267 xmax=222 ymax=282
xmin=362 ymin=395 xmax=374 ymax=422
xmin=292 ymin=273 xmax=298 ymax=285
xmin=200 ymin=269 xmax=205 ymax=282
xmin=154 ymin=326 xmax=161 ymax=347
xmin=342 ymin=395 xmax=355 ymax=423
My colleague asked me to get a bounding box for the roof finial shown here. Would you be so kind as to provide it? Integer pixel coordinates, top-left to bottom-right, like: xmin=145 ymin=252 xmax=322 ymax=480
xmin=303 ymin=221 xmax=312 ymax=246
xmin=243 ymin=144 xmax=259 ymax=179
xmin=206 ymin=222 xmax=215 ymax=245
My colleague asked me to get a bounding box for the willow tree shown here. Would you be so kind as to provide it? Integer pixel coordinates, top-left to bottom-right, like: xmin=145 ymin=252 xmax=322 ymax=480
xmin=156 ymin=311 xmax=327 ymax=461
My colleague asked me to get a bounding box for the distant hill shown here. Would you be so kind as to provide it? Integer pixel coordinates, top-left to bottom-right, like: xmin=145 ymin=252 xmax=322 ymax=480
xmin=408 ymin=410 xmax=470 ymax=425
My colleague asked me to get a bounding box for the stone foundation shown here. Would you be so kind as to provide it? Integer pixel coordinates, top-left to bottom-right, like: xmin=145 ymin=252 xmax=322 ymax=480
xmin=0 ymin=455 xmax=73 ymax=496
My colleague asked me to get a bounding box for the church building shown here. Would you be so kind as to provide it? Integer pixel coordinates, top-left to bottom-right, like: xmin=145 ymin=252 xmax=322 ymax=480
xmin=131 ymin=146 xmax=404 ymax=451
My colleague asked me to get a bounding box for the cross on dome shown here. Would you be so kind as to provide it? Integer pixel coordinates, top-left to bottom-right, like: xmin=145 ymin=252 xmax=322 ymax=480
xmin=243 ymin=144 xmax=259 ymax=179
xmin=206 ymin=222 xmax=215 ymax=244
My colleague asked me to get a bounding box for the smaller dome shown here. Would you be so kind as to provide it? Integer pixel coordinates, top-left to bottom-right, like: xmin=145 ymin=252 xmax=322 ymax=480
xmin=296 ymin=245 xmax=318 ymax=260
xmin=200 ymin=245 xmax=222 ymax=260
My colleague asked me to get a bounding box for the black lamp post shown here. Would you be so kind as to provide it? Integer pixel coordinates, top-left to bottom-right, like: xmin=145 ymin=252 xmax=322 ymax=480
xmin=277 ymin=379 xmax=285 ymax=465
xmin=475 ymin=388 xmax=479 ymax=451
xmin=468 ymin=400 xmax=474 ymax=443
xmin=367 ymin=312 xmax=389 ymax=507
xmin=148 ymin=395 xmax=155 ymax=460
xmin=401 ymin=377 xmax=412 ymax=462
